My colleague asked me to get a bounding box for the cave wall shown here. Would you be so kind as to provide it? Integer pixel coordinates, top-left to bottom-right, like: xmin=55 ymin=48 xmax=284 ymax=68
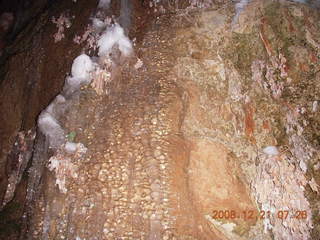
xmin=0 ymin=0 xmax=97 ymax=234
xmin=0 ymin=0 xmax=319 ymax=239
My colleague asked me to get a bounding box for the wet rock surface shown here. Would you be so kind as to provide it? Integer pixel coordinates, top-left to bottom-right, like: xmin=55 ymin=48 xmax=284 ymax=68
xmin=0 ymin=0 xmax=320 ymax=239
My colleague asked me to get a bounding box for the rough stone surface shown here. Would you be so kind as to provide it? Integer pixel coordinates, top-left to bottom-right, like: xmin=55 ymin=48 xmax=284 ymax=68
xmin=0 ymin=0 xmax=319 ymax=239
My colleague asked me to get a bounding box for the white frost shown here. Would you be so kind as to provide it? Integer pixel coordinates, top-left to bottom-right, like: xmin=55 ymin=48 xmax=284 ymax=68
xmin=46 ymin=94 xmax=67 ymax=117
xmin=92 ymin=18 xmax=107 ymax=32
xmin=65 ymin=142 xmax=78 ymax=153
xmin=98 ymin=23 xmax=133 ymax=57
xmin=98 ymin=0 xmax=111 ymax=9
xmin=66 ymin=76 xmax=89 ymax=90
xmin=38 ymin=112 xmax=65 ymax=149
xmin=63 ymin=54 xmax=94 ymax=96
xmin=71 ymin=54 xmax=94 ymax=79
xmin=232 ymin=0 xmax=250 ymax=25
xmin=118 ymin=37 xmax=133 ymax=56
xmin=299 ymin=159 xmax=307 ymax=172
xmin=262 ymin=146 xmax=279 ymax=156
xmin=235 ymin=0 xmax=250 ymax=12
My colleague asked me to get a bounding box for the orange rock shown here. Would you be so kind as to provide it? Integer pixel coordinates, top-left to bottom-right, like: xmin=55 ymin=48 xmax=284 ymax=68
xmin=188 ymin=138 xmax=257 ymax=238
xmin=284 ymin=9 xmax=295 ymax=33
xmin=310 ymin=52 xmax=317 ymax=63
xmin=260 ymin=18 xmax=274 ymax=57
xmin=299 ymin=63 xmax=310 ymax=72
xmin=244 ymin=103 xmax=256 ymax=143
xmin=262 ymin=119 xmax=270 ymax=131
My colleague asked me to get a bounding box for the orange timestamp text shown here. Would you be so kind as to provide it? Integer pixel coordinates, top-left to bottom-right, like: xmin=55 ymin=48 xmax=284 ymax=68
xmin=211 ymin=210 xmax=308 ymax=221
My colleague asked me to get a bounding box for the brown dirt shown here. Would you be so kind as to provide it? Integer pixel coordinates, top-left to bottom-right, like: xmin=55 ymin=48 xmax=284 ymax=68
xmin=1 ymin=1 xmax=319 ymax=239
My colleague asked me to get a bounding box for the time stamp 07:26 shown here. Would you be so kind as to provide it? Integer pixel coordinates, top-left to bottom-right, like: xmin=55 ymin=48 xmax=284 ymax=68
xmin=212 ymin=210 xmax=308 ymax=221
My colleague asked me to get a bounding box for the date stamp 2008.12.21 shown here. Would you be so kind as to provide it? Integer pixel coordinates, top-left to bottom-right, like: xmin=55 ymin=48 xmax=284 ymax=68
xmin=211 ymin=210 xmax=308 ymax=221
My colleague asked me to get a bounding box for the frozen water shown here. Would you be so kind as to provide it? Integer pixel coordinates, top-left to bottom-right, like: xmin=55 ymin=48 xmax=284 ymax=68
xmin=262 ymin=146 xmax=279 ymax=156
xmin=71 ymin=54 xmax=94 ymax=79
xmin=65 ymin=142 xmax=78 ymax=153
xmin=98 ymin=23 xmax=133 ymax=57
xmin=98 ymin=0 xmax=111 ymax=9
xmin=38 ymin=112 xmax=65 ymax=149
xmin=46 ymin=94 xmax=68 ymax=118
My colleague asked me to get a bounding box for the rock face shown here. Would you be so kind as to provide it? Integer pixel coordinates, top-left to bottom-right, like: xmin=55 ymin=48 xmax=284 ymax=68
xmin=0 ymin=0 xmax=96 ymax=205
xmin=171 ymin=1 xmax=320 ymax=239
xmin=0 ymin=0 xmax=319 ymax=239
xmin=188 ymin=139 xmax=256 ymax=238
